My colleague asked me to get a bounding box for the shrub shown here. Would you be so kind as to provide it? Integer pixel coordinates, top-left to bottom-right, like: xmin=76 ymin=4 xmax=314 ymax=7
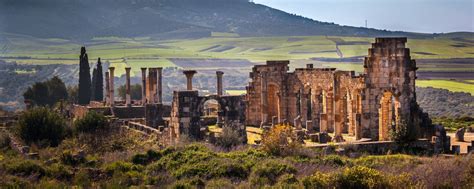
xmin=6 ymin=160 xmax=47 ymax=178
xmin=215 ymin=126 xmax=242 ymax=149
xmin=261 ymin=124 xmax=301 ymax=156
xmin=60 ymin=150 xmax=86 ymax=166
xmin=74 ymin=111 xmax=109 ymax=134
xmin=104 ymin=161 xmax=143 ymax=175
xmin=337 ymin=166 xmax=388 ymax=189
xmin=16 ymin=107 xmax=67 ymax=147
xmin=302 ymin=172 xmax=333 ymax=188
xmin=131 ymin=149 xmax=162 ymax=165
xmin=250 ymin=160 xmax=297 ymax=186
xmin=323 ymin=155 xmax=347 ymax=166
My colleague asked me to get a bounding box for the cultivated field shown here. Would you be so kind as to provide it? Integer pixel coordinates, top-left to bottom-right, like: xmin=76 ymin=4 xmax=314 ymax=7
xmin=1 ymin=32 xmax=473 ymax=93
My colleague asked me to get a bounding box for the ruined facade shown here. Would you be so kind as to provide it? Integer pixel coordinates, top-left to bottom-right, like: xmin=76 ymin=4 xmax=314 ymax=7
xmin=169 ymin=71 xmax=247 ymax=141
xmin=246 ymin=37 xmax=432 ymax=141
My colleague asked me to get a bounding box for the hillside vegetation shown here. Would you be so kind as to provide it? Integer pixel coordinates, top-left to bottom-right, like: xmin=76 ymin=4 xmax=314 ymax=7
xmin=0 ymin=0 xmax=432 ymax=40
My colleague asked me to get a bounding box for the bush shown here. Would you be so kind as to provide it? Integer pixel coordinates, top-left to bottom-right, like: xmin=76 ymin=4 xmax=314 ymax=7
xmin=215 ymin=126 xmax=242 ymax=149
xmin=6 ymin=160 xmax=47 ymax=178
xmin=60 ymin=150 xmax=86 ymax=166
xmin=261 ymin=124 xmax=301 ymax=156
xmin=74 ymin=111 xmax=109 ymax=134
xmin=131 ymin=149 xmax=162 ymax=165
xmin=302 ymin=172 xmax=333 ymax=188
xmin=337 ymin=166 xmax=388 ymax=189
xmin=250 ymin=160 xmax=296 ymax=186
xmin=16 ymin=107 xmax=67 ymax=147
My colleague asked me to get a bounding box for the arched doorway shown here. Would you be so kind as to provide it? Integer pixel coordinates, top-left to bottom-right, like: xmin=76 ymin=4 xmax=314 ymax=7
xmin=267 ymin=84 xmax=279 ymax=121
xmin=200 ymin=99 xmax=221 ymax=126
xmin=378 ymin=91 xmax=400 ymax=141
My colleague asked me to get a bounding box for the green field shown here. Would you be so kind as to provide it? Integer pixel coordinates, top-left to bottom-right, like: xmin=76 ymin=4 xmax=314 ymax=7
xmin=2 ymin=33 xmax=474 ymax=94
xmin=416 ymin=80 xmax=474 ymax=95
xmin=2 ymin=33 xmax=473 ymax=65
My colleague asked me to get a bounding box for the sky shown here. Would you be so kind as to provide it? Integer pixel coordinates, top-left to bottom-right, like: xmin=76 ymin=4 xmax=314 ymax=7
xmin=253 ymin=0 xmax=473 ymax=33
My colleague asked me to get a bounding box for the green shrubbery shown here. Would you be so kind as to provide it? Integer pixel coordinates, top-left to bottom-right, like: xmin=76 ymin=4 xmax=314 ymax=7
xmin=16 ymin=107 xmax=67 ymax=147
xmin=73 ymin=111 xmax=109 ymax=134
xmin=249 ymin=159 xmax=297 ymax=186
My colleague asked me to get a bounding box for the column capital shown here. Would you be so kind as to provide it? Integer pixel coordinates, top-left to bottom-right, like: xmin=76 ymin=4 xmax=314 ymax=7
xmin=183 ymin=70 xmax=197 ymax=76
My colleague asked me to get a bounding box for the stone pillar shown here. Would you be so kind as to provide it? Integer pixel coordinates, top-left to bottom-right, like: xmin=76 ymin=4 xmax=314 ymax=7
xmin=260 ymin=72 xmax=268 ymax=127
xmin=105 ymin=71 xmax=110 ymax=105
xmin=183 ymin=70 xmax=197 ymax=90
xmin=125 ymin=67 xmax=131 ymax=107
xmin=109 ymin=67 xmax=115 ymax=107
xmin=157 ymin=67 xmax=163 ymax=103
xmin=148 ymin=68 xmax=156 ymax=104
xmin=216 ymin=71 xmax=224 ymax=96
xmin=141 ymin=68 xmax=147 ymax=105
xmin=334 ymin=93 xmax=343 ymax=138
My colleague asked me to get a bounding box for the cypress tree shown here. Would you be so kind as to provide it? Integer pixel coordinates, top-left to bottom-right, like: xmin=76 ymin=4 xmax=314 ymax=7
xmin=94 ymin=58 xmax=104 ymax=101
xmin=91 ymin=68 xmax=97 ymax=101
xmin=78 ymin=47 xmax=91 ymax=105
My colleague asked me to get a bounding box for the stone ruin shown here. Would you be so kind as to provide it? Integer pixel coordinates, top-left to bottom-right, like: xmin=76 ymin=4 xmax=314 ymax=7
xmin=245 ymin=37 xmax=438 ymax=143
xmin=71 ymin=37 xmax=446 ymax=150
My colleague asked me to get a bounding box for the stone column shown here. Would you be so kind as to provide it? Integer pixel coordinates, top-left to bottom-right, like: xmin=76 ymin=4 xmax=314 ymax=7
xmin=109 ymin=67 xmax=115 ymax=107
xmin=105 ymin=71 xmax=110 ymax=105
xmin=149 ymin=68 xmax=158 ymax=104
xmin=216 ymin=71 xmax=224 ymax=96
xmin=183 ymin=70 xmax=197 ymax=90
xmin=125 ymin=67 xmax=131 ymax=107
xmin=333 ymin=93 xmax=344 ymax=142
xmin=141 ymin=68 xmax=147 ymax=105
xmin=157 ymin=67 xmax=163 ymax=103
xmin=260 ymin=72 xmax=268 ymax=127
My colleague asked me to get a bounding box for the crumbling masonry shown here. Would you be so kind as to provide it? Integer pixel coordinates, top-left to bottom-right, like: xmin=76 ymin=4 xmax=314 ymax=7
xmin=245 ymin=37 xmax=433 ymax=141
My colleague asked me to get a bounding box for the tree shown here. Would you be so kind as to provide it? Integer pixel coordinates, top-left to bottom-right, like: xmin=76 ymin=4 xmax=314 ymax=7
xmin=91 ymin=68 xmax=97 ymax=100
xmin=78 ymin=47 xmax=91 ymax=105
xmin=23 ymin=76 xmax=68 ymax=107
xmin=23 ymin=82 xmax=48 ymax=106
xmin=94 ymin=58 xmax=104 ymax=101
xmin=118 ymin=84 xmax=142 ymax=101
xmin=45 ymin=76 xmax=68 ymax=105
xmin=67 ymin=85 xmax=79 ymax=104
xmin=16 ymin=107 xmax=67 ymax=147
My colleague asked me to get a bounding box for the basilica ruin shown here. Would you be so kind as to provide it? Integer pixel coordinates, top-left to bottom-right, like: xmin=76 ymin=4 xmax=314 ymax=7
xmin=72 ymin=37 xmax=440 ymax=146
xmin=246 ymin=37 xmax=433 ymax=142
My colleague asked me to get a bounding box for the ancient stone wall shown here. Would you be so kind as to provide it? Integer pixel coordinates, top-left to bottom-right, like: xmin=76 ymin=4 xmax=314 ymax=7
xmin=245 ymin=37 xmax=433 ymax=142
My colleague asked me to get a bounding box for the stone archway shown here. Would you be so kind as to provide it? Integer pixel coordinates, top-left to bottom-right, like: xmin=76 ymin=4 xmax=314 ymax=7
xmin=378 ymin=91 xmax=400 ymax=141
xmin=267 ymin=84 xmax=280 ymax=121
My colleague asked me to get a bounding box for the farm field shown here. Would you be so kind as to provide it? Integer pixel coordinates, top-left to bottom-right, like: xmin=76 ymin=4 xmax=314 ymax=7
xmin=416 ymin=80 xmax=474 ymax=95
xmin=2 ymin=33 xmax=473 ymax=64
xmin=2 ymin=32 xmax=473 ymax=94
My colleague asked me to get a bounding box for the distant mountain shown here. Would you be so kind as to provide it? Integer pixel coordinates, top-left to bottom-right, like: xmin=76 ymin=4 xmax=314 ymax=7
xmin=0 ymin=0 xmax=454 ymax=40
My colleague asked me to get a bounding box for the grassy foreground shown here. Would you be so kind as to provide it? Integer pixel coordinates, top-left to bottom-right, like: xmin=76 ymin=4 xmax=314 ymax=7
xmin=0 ymin=128 xmax=473 ymax=188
